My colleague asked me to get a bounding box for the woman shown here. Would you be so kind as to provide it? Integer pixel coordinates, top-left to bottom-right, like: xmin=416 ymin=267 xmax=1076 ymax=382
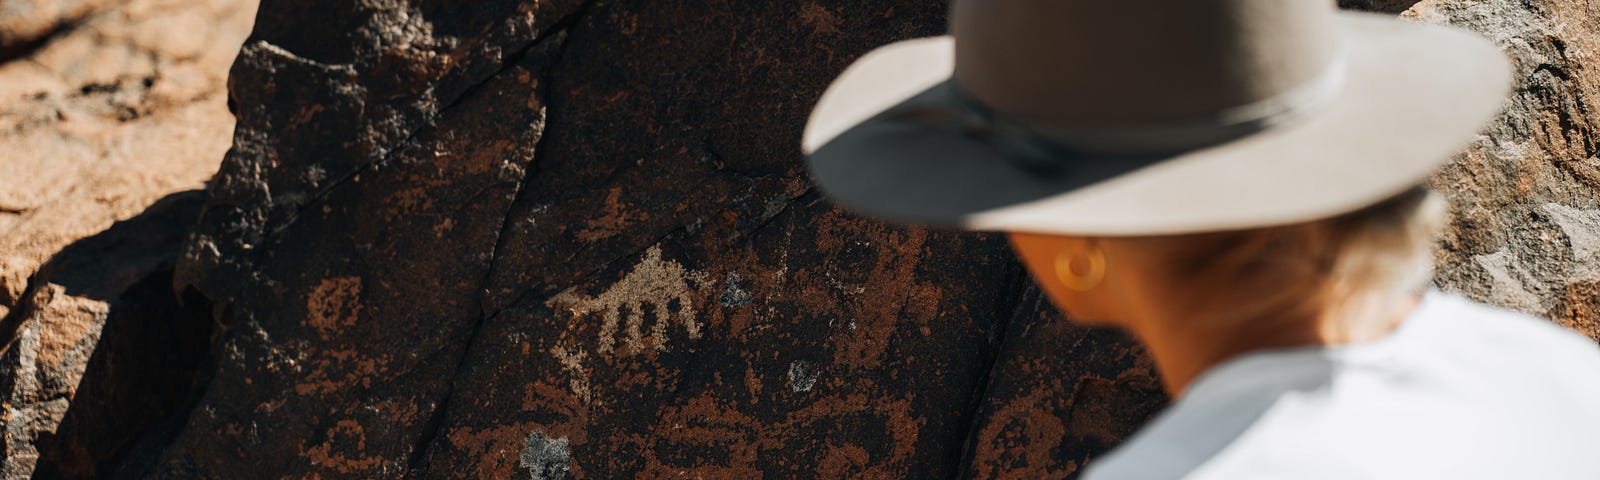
xmin=802 ymin=1 xmax=1600 ymax=478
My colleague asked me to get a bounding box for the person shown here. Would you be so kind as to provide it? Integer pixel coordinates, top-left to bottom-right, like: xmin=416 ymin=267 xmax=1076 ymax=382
xmin=800 ymin=1 xmax=1600 ymax=478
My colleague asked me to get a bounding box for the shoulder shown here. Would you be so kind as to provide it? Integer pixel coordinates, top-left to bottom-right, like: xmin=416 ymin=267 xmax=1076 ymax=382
xmin=1408 ymin=292 xmax=1600 ymax=425
xmin=1078 ymin=353 xmax=1341 ymax=480
xmin=1415 ymin=291 xmax=1600 ymax=368
xmin=1084 ymin=438 xmax=1366 ymax=480
xmin=1083 ymin=292 xmax=1600 ymax=480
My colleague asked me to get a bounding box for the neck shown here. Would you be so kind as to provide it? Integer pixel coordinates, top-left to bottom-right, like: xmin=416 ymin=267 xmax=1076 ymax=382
xmin=1126 ymin=291 xmax=1421 ymax=396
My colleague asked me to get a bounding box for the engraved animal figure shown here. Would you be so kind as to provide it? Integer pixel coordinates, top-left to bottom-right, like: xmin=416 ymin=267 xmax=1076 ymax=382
xmin=547 ymin=246 xmax=710 ymax=353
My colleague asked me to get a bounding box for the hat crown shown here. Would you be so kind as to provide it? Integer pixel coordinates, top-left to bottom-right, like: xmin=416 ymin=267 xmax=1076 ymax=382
xmin=952 ymin=0 xmax=1342 ymax=123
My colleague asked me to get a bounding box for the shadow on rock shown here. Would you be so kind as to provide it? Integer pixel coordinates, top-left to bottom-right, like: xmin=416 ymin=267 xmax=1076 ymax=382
xmin=0 ymin=191 xmax=216 ymax=479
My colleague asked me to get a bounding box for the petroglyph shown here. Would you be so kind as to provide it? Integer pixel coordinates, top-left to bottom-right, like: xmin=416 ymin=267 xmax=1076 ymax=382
xmin=1542 ymin=203 xmax=1600 ymax=281
xmin=547 ymin=246 xmax=710 ymax=353
xmin=549 ymin=345 xmax=592 ymax=403
xmin=307 ymin=276 xmax=362 ymax=335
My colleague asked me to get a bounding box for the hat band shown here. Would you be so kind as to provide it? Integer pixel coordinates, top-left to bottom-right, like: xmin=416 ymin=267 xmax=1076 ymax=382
xmin=896 ymin=55 xmax=1348 ymax=170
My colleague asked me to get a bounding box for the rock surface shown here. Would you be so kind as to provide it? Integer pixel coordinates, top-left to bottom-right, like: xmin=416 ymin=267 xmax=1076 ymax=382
xmin=0 ymin=0 xmax=1596 ymax=478
xmin=0 ymin=0 xmax=114 ymax=61
xmin=6 ymin=192 xmax=214 ymax=479
xmin=0 ymin=0 xmax=256 ymax=476
xmin=164 ymin=0 xmax=1166 ymax=477
xmin=1413 ymin=0 xmax=1600 ymax=341
xmin=0 ymin=0 xmax=256 ymax=321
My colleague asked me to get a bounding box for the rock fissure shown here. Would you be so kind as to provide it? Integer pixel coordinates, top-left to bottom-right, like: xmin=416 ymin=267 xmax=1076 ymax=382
xmin=952 ymin=269 xmax=1048 ymax=470
xmin=0 ymin=271 xmax=45 ymax=355
xmin=401 ymin=2 xmax=599 ymax=474
xmin=257 ymin=5 xmax=593 ymax=243
xmin=729 ymin=186 xmax=815 ymax=245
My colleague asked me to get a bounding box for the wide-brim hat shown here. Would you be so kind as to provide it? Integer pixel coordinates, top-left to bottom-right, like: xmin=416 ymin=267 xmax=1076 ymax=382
xmin=802 ymin=1 xmax=1512 ymax=236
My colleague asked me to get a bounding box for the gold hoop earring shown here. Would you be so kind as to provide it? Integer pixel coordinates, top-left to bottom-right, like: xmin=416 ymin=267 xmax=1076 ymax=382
xmin=1054 ymin=247 xmax=1106 ymax=292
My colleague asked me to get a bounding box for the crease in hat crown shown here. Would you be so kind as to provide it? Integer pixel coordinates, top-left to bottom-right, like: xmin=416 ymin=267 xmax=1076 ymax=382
xmin=948 ymin=0 xmax=1348 ymax=156
xmin=910 ymin=52 xmax=1348 ymax=160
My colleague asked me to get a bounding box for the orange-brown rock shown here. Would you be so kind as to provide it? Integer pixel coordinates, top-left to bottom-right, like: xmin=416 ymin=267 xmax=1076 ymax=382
xmin=0 ymin=0 xmax=256 ymax=476
xmin=0 ymin=0 xmax=115 ymax=61
xmin=0 ymin=0 xmax=255 ymax=323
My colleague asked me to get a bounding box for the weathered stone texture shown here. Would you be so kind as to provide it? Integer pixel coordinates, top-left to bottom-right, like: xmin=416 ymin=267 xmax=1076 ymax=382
xmin=0 ymin=0 xmax=256 ymax=476
xmin=0 ymin=0 xmax=257 ymax=319
xmin=162 ymin=0 xmax=1140 ymax=476
xmin=7 ymin=192 xmax=213 ymax=479
xmin=1414 ymin=0 xmax=1600 ymax=340
xmin=0 ymin=0 xmax=116 ymax=61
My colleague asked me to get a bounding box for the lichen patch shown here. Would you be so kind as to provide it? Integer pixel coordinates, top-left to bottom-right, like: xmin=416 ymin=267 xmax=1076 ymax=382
xmin=718 ymin=272 xmax=752 ymax=307
xmin=788 ymin=360 xmax=820 ymax=392
xmin=520 ymin=430 xmax=571 ymax=480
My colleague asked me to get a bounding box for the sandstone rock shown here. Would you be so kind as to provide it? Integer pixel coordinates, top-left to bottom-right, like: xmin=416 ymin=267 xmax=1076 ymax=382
xmin=0 ymin=0 xmax=115 ymax=61
xmin=3 ymin=192 xmax=212 ymax=479
xmin=0 ymin=0 xmax=256 ymax=320
xmin=0 ymin=0 xmax=255 ymax=476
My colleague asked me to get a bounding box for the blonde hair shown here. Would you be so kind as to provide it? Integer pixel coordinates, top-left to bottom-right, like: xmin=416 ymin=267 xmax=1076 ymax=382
xmin=1116 ymin=187 xmax=1447 ymax=329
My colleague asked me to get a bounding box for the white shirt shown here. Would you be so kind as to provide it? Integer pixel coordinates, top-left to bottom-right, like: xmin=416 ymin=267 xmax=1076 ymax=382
xmin=1084 ymin=291 xmax=1600 ymax=480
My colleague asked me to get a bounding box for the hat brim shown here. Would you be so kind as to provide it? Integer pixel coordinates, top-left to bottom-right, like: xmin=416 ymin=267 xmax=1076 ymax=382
xmin=802 ymin=12 xmax=1512 ymax=236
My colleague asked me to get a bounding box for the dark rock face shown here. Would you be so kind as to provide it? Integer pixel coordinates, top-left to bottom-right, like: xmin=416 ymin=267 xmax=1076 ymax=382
xmin=165 ymin=0 xmax=1167 ymax=476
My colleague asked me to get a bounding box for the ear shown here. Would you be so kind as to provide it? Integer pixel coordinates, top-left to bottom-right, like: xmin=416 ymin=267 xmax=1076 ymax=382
xmin=1005 ymin=231 xmax=1113 ymax=323
xmin=1006 ymin=231 xmax=1062 ymax=297
xmin=1005 ymin=231 xmax=1096 ymax=291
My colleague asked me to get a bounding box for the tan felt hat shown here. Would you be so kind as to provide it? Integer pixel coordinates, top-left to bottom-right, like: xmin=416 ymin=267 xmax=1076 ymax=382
xmin=802 ymin=0 xmax=1513 ymax=236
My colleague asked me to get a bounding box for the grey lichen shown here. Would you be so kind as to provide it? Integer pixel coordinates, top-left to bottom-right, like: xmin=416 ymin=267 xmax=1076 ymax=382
xmin=788 ymin=360 xmax=820 ymax=392
xmin=519 ymin=430 xmax=571 ymax=480
xmin=718 ymin=272 xmax=752 ymax=308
